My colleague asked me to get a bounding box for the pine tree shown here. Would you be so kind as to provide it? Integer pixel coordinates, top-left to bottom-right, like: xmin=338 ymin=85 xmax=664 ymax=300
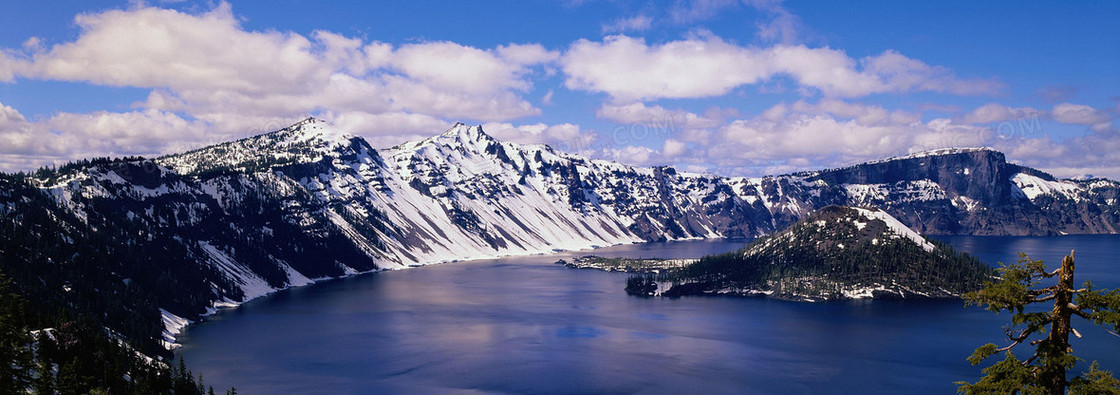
xmin=33 ymin=332 xmax=54 ymax=395
xmin=56 ymin=357 xmax=85 ymax=395
xmin=0 ymin=275 xmax=33 ymax=393
xmin=957 ymin=251 xmax=1120 ymax=394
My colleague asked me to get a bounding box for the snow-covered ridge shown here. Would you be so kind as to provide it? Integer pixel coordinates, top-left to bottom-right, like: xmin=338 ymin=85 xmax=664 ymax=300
xmin=157 ymin=117 xmax=357 ymax=175
xmin=868 ymin=147 xmax=995 ymax=164
xmin=25 ymin=119 xmax=1120 ymax=348
xmin=1011 ymin=172 xmax=1084 ymax=202
xmin=852 ymin=207 xmax=935 ymax=252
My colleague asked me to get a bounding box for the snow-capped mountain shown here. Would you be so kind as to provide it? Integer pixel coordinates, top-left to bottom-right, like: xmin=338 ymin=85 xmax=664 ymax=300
xmin=3 ymin=118 xmax=1118 ymax=348
xmin=628 ymin=205 xmax=993 ymax=301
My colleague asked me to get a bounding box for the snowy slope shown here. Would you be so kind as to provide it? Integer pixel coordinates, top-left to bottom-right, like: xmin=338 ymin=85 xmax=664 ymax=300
xmin=852 ymin=207 xmax=935 ymax=252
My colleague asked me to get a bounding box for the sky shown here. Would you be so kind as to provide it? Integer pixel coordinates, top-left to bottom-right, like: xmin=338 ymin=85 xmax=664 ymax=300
xmin=0 ymin=0 xmax=1118 ymax=178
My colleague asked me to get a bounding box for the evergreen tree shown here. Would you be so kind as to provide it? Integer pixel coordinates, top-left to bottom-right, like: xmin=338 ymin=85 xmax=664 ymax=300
xmin=0 ymin=275 xmax=33 ymax=393
xmin=33 ymin=332 xmax=54 ymax=395
xmin=56 ymin=357 xmax=86 ymax=395
xmin=957 ymin=251 xmax=1120 ymax=394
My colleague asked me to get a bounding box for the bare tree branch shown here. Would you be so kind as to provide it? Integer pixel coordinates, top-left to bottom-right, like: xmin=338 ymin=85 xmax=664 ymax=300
xmin=1033 ymin=294 xmax=1057 ymax=303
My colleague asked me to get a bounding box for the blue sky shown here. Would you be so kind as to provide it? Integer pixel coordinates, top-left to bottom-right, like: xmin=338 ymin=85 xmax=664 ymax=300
xmin=0 ymin=1 xmax=1117 ymax=178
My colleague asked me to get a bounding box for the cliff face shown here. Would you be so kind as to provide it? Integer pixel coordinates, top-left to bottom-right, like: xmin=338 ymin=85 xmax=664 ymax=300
xmin=2 ymin=119 xmax=1118 ymax=349
xmin=802 ymin=149 xmax=1120 ymax=235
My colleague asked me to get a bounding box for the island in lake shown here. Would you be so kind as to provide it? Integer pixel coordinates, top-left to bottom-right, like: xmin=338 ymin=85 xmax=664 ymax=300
xmin=564 ymin=206 xmax=995 ymax=302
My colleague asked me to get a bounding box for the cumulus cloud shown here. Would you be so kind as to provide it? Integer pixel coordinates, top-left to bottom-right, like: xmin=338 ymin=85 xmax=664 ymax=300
xmin=24 ymin=4 xmax=324 ymax=94
xmin=633 ymin=99 xmax=1120 ymax=179
xmin=0 ymin=101 xmax=214 ymax=170
xmin=662 ymin=138 xmax=688 ymax=158
xmin=9 ymin=6 xmax=553 ymax=124
xmin=689 ymin=100 xmax=995 ymax=176
xmin=994 ymin=129 xmax=1120 ymax=180
xmin=389 ymin=41 xmax=556 ymax=94
xmin=2 ymin=2 xmax=1113 ymax=181
xmin=562 ymin=34 xmax=770 ymax=101
xmin=561 ymin=34 xmax=1001 ymax=101
xmin=0 ymin=3 xmax=562 ymax=170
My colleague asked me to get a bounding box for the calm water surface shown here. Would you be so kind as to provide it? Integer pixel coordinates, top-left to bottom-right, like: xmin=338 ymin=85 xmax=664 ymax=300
xmin=179 ymin=236 xmax=1120 ymax=394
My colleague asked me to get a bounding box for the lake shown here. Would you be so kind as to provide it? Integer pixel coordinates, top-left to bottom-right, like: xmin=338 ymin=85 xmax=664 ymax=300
xmin=178 ymin=235 xmax=1120 ymax=394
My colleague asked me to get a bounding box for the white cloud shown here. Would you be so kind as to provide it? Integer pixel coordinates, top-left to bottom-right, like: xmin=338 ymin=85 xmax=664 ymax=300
xmin=562 ymin=34 xmax=770 ymax=101
xmin=25 ymin=4 xmax=325 ymax=94
xmin=960 ymin=103 xmax=1040 ymax=124
xmin=0 ymin=102 xmax=213 ymax=170
xmin=0 ymin=3 xmax=562 ymax=170
xmin=748 ymin=0 xmax=802 ymax=44
xmin=2 ymin=3 xmax=1114 ymax=181
xmin=641 ymin=99 xmax=1120 ymax=179
xmin=595 ymin=102 xmax=736 ymax=145
xmin=791 ymin=99 xmax=920 ymax=125
xmin=324 ymin=110 xmax=450 ymax=147
xmin=992 ymin=130 xmax=1120 ymax=179
xmin=668 ymin=0 xmax=801 ymax=43
xmin=663 ymin=139 xmax=688 ymax=158
xmin=859 ymin=50 xmax=1003 ymax=96
xmin=561 ymin=34 xmax=1001 ymax=101
xmin=389 ymin=41 xmax=555 ymax=94
xmin=693 ymin=100 xmax=996 ymax=176
xmin=1051 ymin=103 xmax=1109 ymax=125
xmin=596 ymin=102 xmax=724 ymax=130
xmin=669 ymin=0 xmax=739 ymax=23
xmin=0 ymin=52 xmax=18 ymax=82
xmin=0 ymin=102 xmax=26 ymax=124
xmin=602 ymin=15 xmax=654 ymax=33
xmin=481 ymin=122 xmax=596 ymax=153
xmin=599 ymin=145 xmax=662 ymax=166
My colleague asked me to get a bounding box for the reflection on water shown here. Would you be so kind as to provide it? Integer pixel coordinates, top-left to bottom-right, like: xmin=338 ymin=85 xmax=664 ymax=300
xmin=179 ymin=236 xmax=1120 ymax=394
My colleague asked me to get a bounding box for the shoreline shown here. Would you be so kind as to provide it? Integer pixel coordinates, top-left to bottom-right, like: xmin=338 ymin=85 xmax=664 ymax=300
xmin=165 ymin=236 xmax=731 ymax=349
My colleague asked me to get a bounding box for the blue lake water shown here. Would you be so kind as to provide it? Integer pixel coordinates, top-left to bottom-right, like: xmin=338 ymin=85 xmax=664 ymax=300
xmin=178 ymin=235 xmax=1120 ymax=394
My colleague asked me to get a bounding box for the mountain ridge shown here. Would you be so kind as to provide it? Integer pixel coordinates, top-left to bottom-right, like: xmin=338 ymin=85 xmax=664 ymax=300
xmin=2 ymin=118 xmax=1118 ymax=352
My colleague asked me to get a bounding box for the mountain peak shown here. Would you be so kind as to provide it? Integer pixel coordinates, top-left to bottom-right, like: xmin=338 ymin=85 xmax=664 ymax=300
xmin=156 ymin=118 xmax=359 ymax=176
xmin=754 ymin=205 xmax=936 ymax=254
xmin=440 ymin=122 xmax=492 ymax=141
xmin=280 ymin=117 xmax=352 ymax=146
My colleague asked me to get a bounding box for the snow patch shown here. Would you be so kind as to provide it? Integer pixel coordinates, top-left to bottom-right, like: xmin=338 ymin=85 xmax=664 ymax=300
xmin=160 ymin=309 xmax=189 ymax=350
xmin=1012 ymin=173 xmax=1083 ymax=201
xmin=852 ymin=207 xmax=935 ymax=252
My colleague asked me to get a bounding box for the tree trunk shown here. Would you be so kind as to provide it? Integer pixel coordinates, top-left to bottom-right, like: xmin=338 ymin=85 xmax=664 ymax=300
xmin=1043 ymin=251 xmax=1075 ymax=394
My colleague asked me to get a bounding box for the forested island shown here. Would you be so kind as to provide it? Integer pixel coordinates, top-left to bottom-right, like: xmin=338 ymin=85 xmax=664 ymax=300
xmin=621 ymin=206 xmax=995 ymax=301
